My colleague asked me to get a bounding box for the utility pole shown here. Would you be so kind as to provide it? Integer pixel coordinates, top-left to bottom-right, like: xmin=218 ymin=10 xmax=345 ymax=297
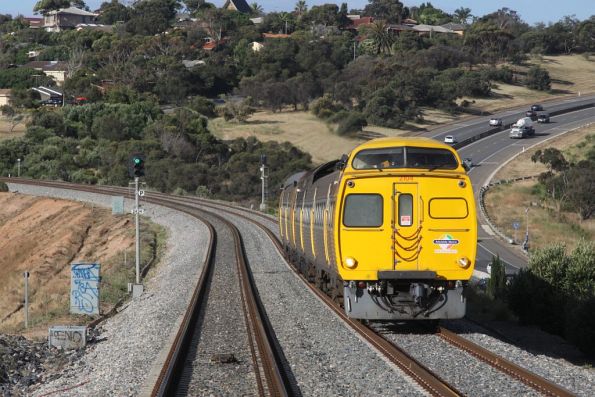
xmin=259 ymin=155 xmax=268 ymax=212
xmin=24 ymin=272 xmax=29 ymax=328
xmin=353 ymin=40 xmax=357 ymax=61
xmin=523 ymin=207 xmax=530 ymax=252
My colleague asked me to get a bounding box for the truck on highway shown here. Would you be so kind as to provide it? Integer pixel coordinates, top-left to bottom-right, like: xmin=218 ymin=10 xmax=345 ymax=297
xmin=509 ymin=117 xmax=535 ymax=138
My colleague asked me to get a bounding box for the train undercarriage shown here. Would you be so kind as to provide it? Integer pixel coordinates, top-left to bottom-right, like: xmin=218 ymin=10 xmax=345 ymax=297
xmin=285 ymin=246 xmax=467 ymax=321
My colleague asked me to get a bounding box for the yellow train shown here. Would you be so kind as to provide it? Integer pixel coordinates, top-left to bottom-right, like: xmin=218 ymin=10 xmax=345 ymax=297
xmin=279 ymin=137 xmax=477 ymax=320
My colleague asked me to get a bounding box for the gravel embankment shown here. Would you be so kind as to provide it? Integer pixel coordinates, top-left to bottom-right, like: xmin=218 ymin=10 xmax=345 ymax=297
xmin=444 ymin=320 xmax=595 ymax=397
xmin=218 ymin=212 xmax=427 ymax=396
xmin=5 ymin=183 xmax=209 ymax=397
xmin=209 ymin=201 xmax=595 ymax=397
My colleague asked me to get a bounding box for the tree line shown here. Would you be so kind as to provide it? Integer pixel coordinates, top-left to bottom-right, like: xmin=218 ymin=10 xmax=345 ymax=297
xmin=0 ymin=1 xmax=593 ymax=203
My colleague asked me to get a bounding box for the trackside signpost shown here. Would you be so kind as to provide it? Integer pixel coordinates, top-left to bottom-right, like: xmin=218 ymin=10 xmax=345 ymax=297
xmin=129 ymin=153 xmax=145 ymax=298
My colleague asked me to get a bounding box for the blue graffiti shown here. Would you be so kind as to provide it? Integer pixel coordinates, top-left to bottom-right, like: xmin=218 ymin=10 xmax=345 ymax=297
xmin=71 ymin=263 xmax=100 ymax=315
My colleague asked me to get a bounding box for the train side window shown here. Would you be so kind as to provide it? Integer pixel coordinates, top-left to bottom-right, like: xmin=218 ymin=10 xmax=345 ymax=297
xmin=398 ymin=194 xmax=413 ymax=226
xmin=343 ymin=194 xmax=383 ymax=227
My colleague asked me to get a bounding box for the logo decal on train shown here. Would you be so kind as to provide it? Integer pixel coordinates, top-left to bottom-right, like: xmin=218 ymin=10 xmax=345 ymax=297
xmin=433 ymin=234 xmax=459 ymax=253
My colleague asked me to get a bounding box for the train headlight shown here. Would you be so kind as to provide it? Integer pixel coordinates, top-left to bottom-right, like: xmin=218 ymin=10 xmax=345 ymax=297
xmin=458 ymin=257 xmax=471 ymax=268
xmin=344 ymin=257 xmax=358 ymax=269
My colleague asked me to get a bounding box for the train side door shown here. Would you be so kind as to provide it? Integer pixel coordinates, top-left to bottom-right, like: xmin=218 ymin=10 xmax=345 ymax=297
xmin=392 ymin=182 xmax=422 ymax=270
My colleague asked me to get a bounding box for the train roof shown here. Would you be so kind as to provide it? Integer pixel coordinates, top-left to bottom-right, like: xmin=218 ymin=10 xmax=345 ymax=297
xmin=351 ymin=137 xmax=452 ymax=152
xmin=281 ymin=171 xmax=307 ymax=189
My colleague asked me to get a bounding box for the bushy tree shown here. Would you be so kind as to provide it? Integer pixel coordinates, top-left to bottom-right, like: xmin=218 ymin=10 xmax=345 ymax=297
xmin=125 ymin=0 xmax=178 ymax=36
xmin=33 ymin=0 xmax=70 ymax=14
xmin=487 ymin=255 xmax=506 ymax=300
xmin=364 ymin=0 xmax=405 ymax=24
xmin=336 ymin=111 xmax=367 ymax=136
xmin=97 ymin=0 xmax=131 ymax=25
xmin=525 ymin=65 xmax=551 ymax=91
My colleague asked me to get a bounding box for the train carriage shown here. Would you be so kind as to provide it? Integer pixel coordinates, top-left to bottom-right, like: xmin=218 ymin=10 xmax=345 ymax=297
xmin=280 ymin=137 xmax=477 ymax=321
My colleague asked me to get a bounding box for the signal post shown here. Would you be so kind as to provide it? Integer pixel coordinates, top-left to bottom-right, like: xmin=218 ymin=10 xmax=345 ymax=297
xmin=130 ymin=154 xmax=145 ymax=298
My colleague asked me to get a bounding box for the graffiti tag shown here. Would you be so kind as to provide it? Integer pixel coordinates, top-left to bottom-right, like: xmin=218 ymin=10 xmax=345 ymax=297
xmin=70 ymin=263 xmax=100 ymax=315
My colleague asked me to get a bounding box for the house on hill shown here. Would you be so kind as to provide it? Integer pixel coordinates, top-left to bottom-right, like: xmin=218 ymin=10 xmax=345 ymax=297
xmin=223 ymin=0 xmax=252 ymax=14
xmin=22 ymin=61 xmax=69 ymax=84
xmin=441 ymin=22 xmax=466 ymax=36
xmin=43 ymin=7 xmax=98 ymax=32
xmin=0 ymin=89 xmax=11 ymax=107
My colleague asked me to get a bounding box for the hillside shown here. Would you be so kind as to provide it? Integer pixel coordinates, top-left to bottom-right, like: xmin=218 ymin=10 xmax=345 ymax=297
xmin=0 ymin=192 xmax=159 ymax=338
xmin=211 ymin=55 xmax=595 ymax=165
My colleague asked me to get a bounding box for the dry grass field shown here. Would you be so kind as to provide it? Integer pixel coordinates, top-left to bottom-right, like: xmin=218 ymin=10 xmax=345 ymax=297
xmin=0 ymin=116 xmax=26 ymax=141
xmin=465 ymin=54 xmax=595 ymax=113
xmin=210 ymin=108 xmax=463 ymax=164
xmin=484 ymin=124 xmax=595 ymax=251
xmin=210 ymin=111 xmax=365 ymax=164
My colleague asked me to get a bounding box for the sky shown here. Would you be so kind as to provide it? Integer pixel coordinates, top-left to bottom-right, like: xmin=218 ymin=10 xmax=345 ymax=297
xmin=1 ymin=0 xmax=593 ymax=25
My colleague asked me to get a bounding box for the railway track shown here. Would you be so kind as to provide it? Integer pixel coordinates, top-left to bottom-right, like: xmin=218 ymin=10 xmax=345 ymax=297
xmin=4 ymin=178 xmax=294 ymax=397
xmin=2 ymin=178 xmax=577 ymax=396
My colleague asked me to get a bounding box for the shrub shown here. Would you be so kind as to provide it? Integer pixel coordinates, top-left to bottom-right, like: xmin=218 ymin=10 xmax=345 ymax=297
xmin=487 ymin=255 xmax=506 ymax=300
xmin=0 ymin=182 xmax=8 ymax=192
xmin=526 ymin=66 xmax=551 ymax=91
xmin=337 ymin=112 xmax=367 ymax=136
xmin=311 ymin=94 xmax=343 ymax=119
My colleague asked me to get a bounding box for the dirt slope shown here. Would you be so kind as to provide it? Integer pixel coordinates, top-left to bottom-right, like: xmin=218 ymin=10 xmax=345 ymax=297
xmin=0 ymin=192 xmax=135 ymax=336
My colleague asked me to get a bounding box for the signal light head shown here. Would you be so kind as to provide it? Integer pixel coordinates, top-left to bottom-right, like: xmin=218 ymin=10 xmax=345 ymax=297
xmin=130 ymin=154 xmax=145 ymax=178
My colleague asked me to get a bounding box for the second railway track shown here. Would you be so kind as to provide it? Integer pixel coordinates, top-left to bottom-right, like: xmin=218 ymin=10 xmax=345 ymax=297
xmin=3 ymin=178 xmax=587 ymax=397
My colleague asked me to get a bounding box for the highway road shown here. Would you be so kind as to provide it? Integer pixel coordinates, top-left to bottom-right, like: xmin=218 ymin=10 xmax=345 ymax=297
xmin=424 ymin=94 xmax=595 ymax=276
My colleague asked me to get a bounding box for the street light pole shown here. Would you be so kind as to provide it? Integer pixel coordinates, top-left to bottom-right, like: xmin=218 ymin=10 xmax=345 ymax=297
xmin=17 ymin=158 xmax=21 ymax=177
xmin=523 ymin=207 xmax=530 ymax=252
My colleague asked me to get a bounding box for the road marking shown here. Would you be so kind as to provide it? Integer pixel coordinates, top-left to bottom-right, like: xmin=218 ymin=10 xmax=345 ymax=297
xmin=481 ymin=224 xmax=495 ymax=235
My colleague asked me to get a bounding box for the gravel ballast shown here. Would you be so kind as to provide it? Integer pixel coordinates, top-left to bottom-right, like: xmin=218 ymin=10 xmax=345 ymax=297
xmin=5 ymin=184 xmax=209 ymax=397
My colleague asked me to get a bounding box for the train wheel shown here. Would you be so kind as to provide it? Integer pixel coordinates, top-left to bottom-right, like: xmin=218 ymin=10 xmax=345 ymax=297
xmin=315 ymin=270 xmax=323 ymax=290
xmin=331 ymin=279 xmax=344 ymax=306
xmin=306 ymin=263 xmax=316 ymax=283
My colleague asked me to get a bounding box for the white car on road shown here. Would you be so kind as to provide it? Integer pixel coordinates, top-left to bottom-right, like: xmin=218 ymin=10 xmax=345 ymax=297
xmin=489 ymin=118 xmax=502 ymax=126
xmin=444 ymin=135 xmax=456 ymax=144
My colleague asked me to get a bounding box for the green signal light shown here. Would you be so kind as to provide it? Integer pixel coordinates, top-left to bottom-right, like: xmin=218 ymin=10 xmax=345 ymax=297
xmin=134 ymin=158 xmax=142 ymax=164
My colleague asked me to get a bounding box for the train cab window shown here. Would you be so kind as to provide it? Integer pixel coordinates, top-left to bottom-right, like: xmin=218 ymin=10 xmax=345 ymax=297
xmin=352 ymin=148 xmax=404 ymax=170
xmin=343 ymin=194 xmax=383 ymax=227
xmin=405 ymin=147 xmax=458 ymax=169
xmin=398 ymin=194 xmax=413 ymax=226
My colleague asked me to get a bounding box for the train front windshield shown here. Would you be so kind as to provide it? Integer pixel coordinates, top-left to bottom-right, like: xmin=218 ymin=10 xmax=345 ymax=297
xmin=351 ymin=147 xmax=458 ymax=170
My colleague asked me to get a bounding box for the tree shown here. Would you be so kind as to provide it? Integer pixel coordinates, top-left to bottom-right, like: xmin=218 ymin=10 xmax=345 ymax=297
xmin=97 ymin=0 xmax=131 ymax=25
xmin=33 ymin=0 xmax=70 ymax=14
xmin=487 ymin=255 xmax=506 ymax=300
xmin=525 ymin=65 xmax=551 ymax=91
xmin=566 ymin=161 xmax=595 ymax=220
xmin=363 ymin=21 xmax=394 ymax=55
xmin=294 ymin=0 xmax=308 ymax=18
xmin=250 ymin=2 xmax=264 ymax=16
xmin=453 ymin=7 xmax=472 ymax=24
xmin=531 ymin=148 xmax=569 ymax=173
xmin=125 ymin=0 xmax=179 ymax=36
xmin=364 ymin=0 xmax=404 ymax=24
xmin=183 ymin=0 xmax=206 ymax=13
xmin=0 ymin=105 xmax=24 ymax=132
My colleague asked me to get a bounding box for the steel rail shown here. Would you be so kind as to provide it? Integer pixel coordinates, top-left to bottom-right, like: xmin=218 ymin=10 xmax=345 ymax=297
xmin=146 ymin=192 xmax=463 ymax=397
xmin=2 ymin=178 xmax=292 ymax=396
xmin=3 ymin=178 xmax=575 ymax=396
xmin=437 ymin=327 xmax=575 ymax=397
